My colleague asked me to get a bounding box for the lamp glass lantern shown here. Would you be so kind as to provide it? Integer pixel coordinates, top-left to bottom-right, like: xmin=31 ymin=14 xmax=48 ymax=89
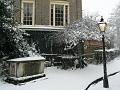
xmin=98 ymin=21 xmax=107 ymax=32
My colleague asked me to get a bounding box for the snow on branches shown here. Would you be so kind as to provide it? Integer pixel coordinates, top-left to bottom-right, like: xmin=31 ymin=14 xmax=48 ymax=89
xmin=108 ymin=2 xmax=120 ymax=49
xmin=51 ymin=16 xmax=109 ymax=47
xmin=0 ymin=0 xmax=38 ymax=59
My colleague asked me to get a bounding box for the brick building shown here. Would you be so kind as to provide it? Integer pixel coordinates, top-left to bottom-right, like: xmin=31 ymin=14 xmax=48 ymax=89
xmin=15 ymin=0 xmax=82 ymax=53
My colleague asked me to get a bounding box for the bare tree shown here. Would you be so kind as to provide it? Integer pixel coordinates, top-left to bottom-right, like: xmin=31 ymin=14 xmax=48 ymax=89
xmin=108 ymin=2 xmax=120 ymax=49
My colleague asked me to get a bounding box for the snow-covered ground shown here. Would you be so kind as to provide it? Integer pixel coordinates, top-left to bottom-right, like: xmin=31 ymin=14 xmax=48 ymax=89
xmin=0 ymin=56 xmax=120 ymax=90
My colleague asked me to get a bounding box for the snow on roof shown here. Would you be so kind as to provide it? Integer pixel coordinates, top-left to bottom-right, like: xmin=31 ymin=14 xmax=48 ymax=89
xmin=7 ymin=56 xmax=45 ymax=62
xmin=18 ymin=25 xmax=65 ymax=32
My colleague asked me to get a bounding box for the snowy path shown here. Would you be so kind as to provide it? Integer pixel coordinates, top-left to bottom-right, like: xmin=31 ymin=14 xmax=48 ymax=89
xmin=0 ymin=56 xmax=120 ymax=90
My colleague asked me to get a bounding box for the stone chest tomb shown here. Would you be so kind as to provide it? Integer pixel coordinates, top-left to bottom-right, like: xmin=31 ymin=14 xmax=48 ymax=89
xmin=6 ymin=56 xmax=45 ymax=84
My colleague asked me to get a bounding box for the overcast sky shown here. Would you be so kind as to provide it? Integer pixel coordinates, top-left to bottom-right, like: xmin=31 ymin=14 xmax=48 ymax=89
xmin=82 ymin=0 xmax=120 ymax=19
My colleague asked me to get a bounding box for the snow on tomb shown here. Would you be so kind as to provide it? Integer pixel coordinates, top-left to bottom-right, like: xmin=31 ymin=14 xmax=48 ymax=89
xmin=5 ymin=56 xmax=45 ymax=84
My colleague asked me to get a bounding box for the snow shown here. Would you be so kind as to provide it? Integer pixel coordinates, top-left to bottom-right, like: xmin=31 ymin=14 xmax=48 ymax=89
xmin=106 ymin=48 xmax=119 ymax=52
xmin=89 ymin=73 xmax=120 ymax=90
xmin=19 ymin=25 xmax=64 ymax=29
xmin=8 ymin=73 xmax=45 ymax=81
xmin=18 ymin=25 xmax=64 ymax=31
xmin=41 ymin=53 xmax=58 ymax=56
xmin=7 ymin=56 xmax=45 ymax=62
xmin=56 ymin=16 xmax=106 ymax=46
xmin=95 ymin=48 xmax=119 ymax=52
xmin=57 ymin=55 xmax=77 ymax=59
xmin=0 ymin=56 xmax=120 ymax=90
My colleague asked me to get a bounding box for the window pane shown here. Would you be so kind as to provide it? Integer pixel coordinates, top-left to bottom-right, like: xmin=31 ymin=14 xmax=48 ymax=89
xmin=23 ymin=3 xmax=33 ymax=25
xmin=55 ymin=5 xmax=64 ymax=26
xmin=50 ymin=3 xmax=69 ymax=26
xmin=65 ymin=5 xmax=68 ymax=25
xmin=51 ymin=4 xmax=54 ymax=25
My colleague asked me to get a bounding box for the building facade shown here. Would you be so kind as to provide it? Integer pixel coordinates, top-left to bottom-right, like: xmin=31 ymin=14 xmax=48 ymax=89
xmin=15 ymin=0 xmax=82 ymax=26
xmin=15 ymin=0 xmax=82 ymax=53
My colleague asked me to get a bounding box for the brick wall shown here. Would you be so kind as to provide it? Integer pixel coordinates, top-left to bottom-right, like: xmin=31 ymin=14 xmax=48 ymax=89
xmin=15 ymin=0 xmax=82 ymax=25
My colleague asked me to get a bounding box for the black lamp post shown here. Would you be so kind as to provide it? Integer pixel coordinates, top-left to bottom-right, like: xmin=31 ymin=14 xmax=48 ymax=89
xmin=98 ymin=16 xmax=109 ymax=88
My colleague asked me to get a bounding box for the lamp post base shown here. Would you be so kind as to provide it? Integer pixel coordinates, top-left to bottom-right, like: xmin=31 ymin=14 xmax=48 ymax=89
xmin=103 ymin=77 xmax=109 ymax=88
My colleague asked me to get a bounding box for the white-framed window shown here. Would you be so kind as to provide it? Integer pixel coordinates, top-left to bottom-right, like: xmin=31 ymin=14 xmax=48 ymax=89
xmin=50 ymin=2 xmax=69 ymax=26
xmin=21 ymin=1 xmax=35 ymax=25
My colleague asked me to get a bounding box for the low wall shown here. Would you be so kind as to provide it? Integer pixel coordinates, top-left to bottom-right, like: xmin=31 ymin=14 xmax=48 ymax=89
xmin=93 ymin=49 xmax=120 ymax=64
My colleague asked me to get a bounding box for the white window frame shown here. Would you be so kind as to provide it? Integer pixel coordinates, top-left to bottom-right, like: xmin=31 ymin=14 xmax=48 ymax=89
xmin=21 ymin=0 xmax=35 ymax=25
xmin=50 ymin=1 xmax=70 ymax=26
